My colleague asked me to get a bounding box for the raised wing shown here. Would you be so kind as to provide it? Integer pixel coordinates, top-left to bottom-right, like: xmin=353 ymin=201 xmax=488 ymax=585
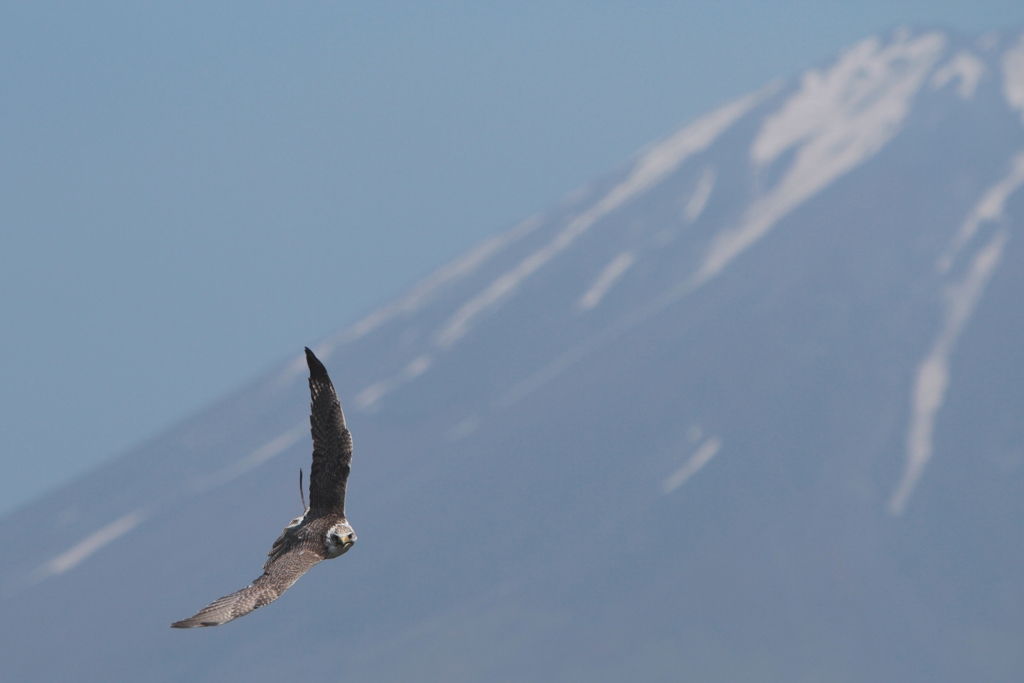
xmin=305 ymin=348 xmax=352 ymax=515
xmin=170 ymin=549 xmax=322 ymax=628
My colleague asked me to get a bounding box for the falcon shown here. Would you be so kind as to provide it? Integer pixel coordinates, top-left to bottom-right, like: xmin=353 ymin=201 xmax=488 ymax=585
xmin=171 ymin=348 xmax=356 ymax=628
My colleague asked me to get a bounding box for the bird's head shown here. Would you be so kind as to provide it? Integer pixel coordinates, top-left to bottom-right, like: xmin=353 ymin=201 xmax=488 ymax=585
xmin=326 ymin=521 xmax=357 ymax=559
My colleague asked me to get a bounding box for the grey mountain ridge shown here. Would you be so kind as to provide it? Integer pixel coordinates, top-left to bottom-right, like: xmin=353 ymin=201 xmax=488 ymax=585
xmin=2 ymin=26 xmax=1024 ymax=682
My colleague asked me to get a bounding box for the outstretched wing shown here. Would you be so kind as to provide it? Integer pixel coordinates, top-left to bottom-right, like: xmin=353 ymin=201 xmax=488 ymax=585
xmin=305 ymin=348 xmax=352 ymax=515
xmin=170 ymin=549 xmax=322 ymax=628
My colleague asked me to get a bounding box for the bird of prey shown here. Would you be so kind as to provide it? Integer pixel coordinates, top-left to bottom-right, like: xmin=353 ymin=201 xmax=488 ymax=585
xmin=172 ymin=347 xmax=356 ymax=628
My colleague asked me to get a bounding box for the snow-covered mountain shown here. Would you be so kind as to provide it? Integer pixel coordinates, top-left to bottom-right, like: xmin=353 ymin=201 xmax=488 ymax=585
xmin=3 ymin=27 xmax=1024 ymax=682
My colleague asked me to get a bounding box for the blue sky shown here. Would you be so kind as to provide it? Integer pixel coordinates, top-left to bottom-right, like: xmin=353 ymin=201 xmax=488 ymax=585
xmin=1 ymin=1 xmax=1022 ymax=518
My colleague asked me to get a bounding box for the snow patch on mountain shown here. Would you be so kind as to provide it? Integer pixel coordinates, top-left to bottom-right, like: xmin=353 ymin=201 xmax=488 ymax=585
xmin=684 ymin=167 xmax=716 ymax=221
xmin=35 ymin=508 xmax=148 ymax=579
xmin=403 ymin=355 xmax=432 ymax=379
xmin=891 ymin=143 xmax=1024 ymax=514
xmin=1003 ymin=33 xmax=1024 ymax=122
xmin=931 ymin=50 xmax=986 ymax=99
xmin=434 ymin=89 xmax=766 ymax=350
xmin=939 ymin=150 xmax=1024 ymax=273
xmin=663 ymin=437 xmax=722 ymax=493
xmin=274 ymin=214 xmax=545 ymax=384
xmin=472 ymin=32 xmax=957 ymax=414
xmin=446 ymin=415 xmax=481 ymax=441
xmin=579 ymin=252 xmax=636 ymax=310
xmin=192 ymin=423 xmax=307 ymax=492
xmin=351 ymin=90 xmax=769 ymax=411
xmin=891 ymin=229 xmax=1009 ymax=515
xmin=356 ymin=380 xmax=391 ymax=410
xmin=693 ymin=32 xmax=947 ymax=286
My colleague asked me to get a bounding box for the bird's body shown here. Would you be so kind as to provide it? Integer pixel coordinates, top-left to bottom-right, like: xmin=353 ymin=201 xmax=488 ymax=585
xmin=172 ymin=348 xmax=355 ymax=628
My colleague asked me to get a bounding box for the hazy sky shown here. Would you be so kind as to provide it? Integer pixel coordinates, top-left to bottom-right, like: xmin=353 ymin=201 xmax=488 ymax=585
xmin=1 ymin=1 xmax=1022 ymax=518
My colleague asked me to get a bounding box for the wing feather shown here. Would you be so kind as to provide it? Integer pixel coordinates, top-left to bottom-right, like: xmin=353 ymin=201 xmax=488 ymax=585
xmin=171 ymin=549 xmax=322 ymax=628
xmin=305 ymin=348 xmax=352 ymax=515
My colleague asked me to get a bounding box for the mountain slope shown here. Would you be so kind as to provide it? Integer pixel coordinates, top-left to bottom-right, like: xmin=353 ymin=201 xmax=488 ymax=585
xmin=3 ymin=27 xmax=1024 ymax=682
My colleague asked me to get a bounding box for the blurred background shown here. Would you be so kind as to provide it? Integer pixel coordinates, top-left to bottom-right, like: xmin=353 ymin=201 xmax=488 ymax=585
xmin=3 ymin=0 xmax=1023 ymax=518
xmin=3 ymin=4 xmax=1024 ymax=682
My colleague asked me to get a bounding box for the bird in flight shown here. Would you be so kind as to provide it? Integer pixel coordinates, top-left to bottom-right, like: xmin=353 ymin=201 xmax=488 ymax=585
xmin=172 ymin=348 xmax=356 ymax=628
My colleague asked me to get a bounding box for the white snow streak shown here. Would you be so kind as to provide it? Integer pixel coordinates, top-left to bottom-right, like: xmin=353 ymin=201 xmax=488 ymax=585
xmin=349 ymin=215 xmax=541 ymax=341
xmin=37 ymin=509 xmax=147 ymax=577
xmin=435 ymin=90 xmax=765 ymax=349
xmin=663 ymin=437 xmax=722 ymax=493
xmin=931 ymin=50 xmax=986 ymax=99
xmin=578 ymin=252 xmax=636 ymax=310
xmin=28 ymin=423 xmax=314 ymax=582
xmin=684 ymin=167 xmax=716 ymax=221
xmin=275 ymin=215 xmax=544 ymax=382
xmin=891 ymin=144 xmax=1024 ymax=514
xmin=356 ymin=380 xmax=391 ymax=410
xmin=693 ymin=32 xmax=946 ymax=286
xmin=890 ymin=230 xmax=1008 ymax=515
xmin=1003 ymin=34 xmax=1024 ymax=123
xmin=939 ymin=150 xmax=1024 ymax=272
xmin=192 ymin=423 xmax=307 ymax=491
xmin=355 ymin=356 xmax=431 ymax=410
xmin=350 ymin=89 xmax=765 ymax=410
xmin=446 ymin=415 xmax=481 ymax=441
xmin=403 ymin=354 xmax=432 ymax=379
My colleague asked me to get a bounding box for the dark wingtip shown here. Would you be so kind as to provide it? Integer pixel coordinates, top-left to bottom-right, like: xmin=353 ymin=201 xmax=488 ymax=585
xmin=172 ymin=618 xmax=218 ymax=628
xmin=305 ymin=347 xmax=328 ymax=378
